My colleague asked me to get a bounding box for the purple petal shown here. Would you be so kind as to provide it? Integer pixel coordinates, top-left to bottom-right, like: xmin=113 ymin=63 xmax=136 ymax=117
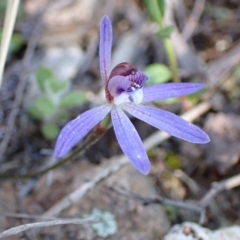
xmin=111 ymin=107 xmax=151 ymax=175
xmin=54 ymin=105 xmax=111 ymax=158
xmin=99 ymin=15 xmax=112 ymax=83
xmin=123 ymin=103 xmax=210 ymax=144
xmin=143 ymin=83 xmax=205 ymax=103
xmin=108 ymin=75 xmax=131 ymax=96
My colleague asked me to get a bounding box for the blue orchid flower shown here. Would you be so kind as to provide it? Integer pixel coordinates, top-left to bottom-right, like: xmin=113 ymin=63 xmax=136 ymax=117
xmin=54 ymin=16 xmax=210 ymax=175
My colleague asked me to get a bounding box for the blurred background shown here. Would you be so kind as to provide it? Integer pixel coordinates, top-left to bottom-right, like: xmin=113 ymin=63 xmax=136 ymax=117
xmin=0 ymin=0 xmax=240 ymax=239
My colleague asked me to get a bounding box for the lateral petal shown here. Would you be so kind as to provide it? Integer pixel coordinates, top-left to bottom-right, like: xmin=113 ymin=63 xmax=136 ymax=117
xmin=111 ymin=107 xmax=151 ymax=175
xmin=143 ymin=83 xmax=205 ymax=102
xmin=99 ymin=15 xmax=112 ymax=83
xmin=123 ymin=104 xmax=210 ymax=144
xmin=54 ymin=105 xmax=111 ymax=158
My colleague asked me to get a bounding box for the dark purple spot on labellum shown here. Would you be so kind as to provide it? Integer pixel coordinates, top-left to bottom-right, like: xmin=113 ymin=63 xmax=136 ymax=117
xmin=116 ymin=87 xmax=125 ymax=94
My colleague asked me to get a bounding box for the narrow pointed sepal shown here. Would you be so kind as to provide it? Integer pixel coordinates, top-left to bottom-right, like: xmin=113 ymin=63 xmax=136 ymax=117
xmin=143 ymin=83 xmax=205 ymax=102
xmin=123 ymin=103 xmax=210 ymax=144
xmin=54 ymin=105 xmax=111 ymax=158
xmin=99 ymin=15 xmax=112 ymax=83
xmin=111 ymin=107 xmax=151 ymax=175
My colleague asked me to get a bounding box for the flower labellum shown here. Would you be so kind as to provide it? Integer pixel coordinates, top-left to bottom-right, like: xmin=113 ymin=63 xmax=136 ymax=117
xmin=54 ymin=15 xmax=210 ymax=175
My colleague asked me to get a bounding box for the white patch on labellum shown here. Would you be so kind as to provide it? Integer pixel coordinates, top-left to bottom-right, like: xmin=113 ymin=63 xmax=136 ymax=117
xmin=131 ymin=88 xmax=143 ymax=104
xmin=113 ymin=88 xmax=143 ymax=105
xmin=113 ymin=92 xmax=131 ymax=105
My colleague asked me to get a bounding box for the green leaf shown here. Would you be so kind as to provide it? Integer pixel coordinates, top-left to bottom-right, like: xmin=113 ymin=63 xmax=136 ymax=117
xmin=234 ymin=66 xmax=240 ymax=79
xmin=163 ymin=205 xmax=178 ymax=221
xmin=28 ymin=97 xmax=55 ymax=119
xmin=144 ymin=0 xmax=163 ymax=26
xmin=28 ymin=105 xmax=42 ymax=120
xmin=156 ymin=0 xmax=166 ymax=17
xmin=10 ymin=33 xmax=23 ymax=54
xmin=0 ymin=32 xmax=24 ymax=56
xmin=157 ymin=98 xmax=177 ymax=105
xmin=144 ymin=63 xmax=172 ymax=86
xmin=0 ymin=1 xmax=25 ymax=21
xmin=229 ymin=87 xmax=240 ymax=100
xmin=166 ymin=152 xmax=181 ymax=169
xmin=157 ymin=25 xmax=174 ymax=38
xmin=36 ymin=66 xmax=54 ymax=92
xmin=36 ymin=97 xmax=55 ymax=117
xmin=57 ymin=111 xmax=69 ymax=122
xmin=147 ymin=149 xmax=156 ymax=158
xmin=60 ymin=91 xmax=87 ymax=108
xmin=0 ymin=2 xmax=9 ymax=21
xmin=186 ymin=90 xmax=205 ymax=105
xmin=206 ymin=5 xmax=232 ymax=21
xmin=50 ymin=80 xmax=69 ymax=94
xmin=186 ymin=78 xmax=206 ymax=104
xmin=35 ymin=66 xmax=69 ymax=94
xmin=41 ymin=123 xmax=59 ymax=140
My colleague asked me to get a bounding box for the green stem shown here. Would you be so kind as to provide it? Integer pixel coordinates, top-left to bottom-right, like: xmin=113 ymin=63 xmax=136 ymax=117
xmin=152 ymin=0 xmax=163 ymax=28
xmin=0 ymin=118 xmax=112 ymax=179
xmin=163 ymin=38 xmax=179 ymax=82
xmin=151 ymin=0 xmax=179 ymax=82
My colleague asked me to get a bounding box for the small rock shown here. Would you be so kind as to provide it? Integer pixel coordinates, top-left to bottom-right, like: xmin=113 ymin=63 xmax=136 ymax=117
xmin=164 ymin=222 xmax=240 ymax=240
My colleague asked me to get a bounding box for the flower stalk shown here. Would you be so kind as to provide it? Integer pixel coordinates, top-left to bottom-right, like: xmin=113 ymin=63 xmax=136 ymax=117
xmin=162 ymin=37 xmax=179 ymax=82
xmin=145 ymin=0 xmax=179 ymax=81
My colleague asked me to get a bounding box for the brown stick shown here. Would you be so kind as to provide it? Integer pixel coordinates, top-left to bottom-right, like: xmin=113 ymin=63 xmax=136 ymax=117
xmin=199 ymin=174 xmax=240 ymax=208
xmin=0 ymin=218 xmax=94 ymax=239
xmin=182 ymin=0 xmax=206 ymax=40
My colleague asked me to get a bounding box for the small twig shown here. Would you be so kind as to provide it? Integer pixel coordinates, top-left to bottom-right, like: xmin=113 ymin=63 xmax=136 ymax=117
xmin=182 ymin=0 xmax=206 ymax=41
xmin=110 ymin=186 xmax=204 ymax=214
xmin=40 ymin=101 xmax=211 ymax=218
xmin=110 ymin=186 xmax=206 ymax=225
xmin=1 ymin=212 xmax=58 ymax=220
xmin=48 ymin=0 xmax=75 ymax=12
xmin=0 ymin=217 xmax=95 ymax=239
xmin=197 ymin=174 xmax=240 ymax=224
xmin=173 ymin=169 xmax=200 ymax=195
xmin=199 ymin=173 xmax=240 ymax=208
xmin=206 ymin=40 xmax=240 ymax=85
xmin=0 ymin=0 xmax=20 ymax=86
xmin=41 ymin=155 xmax=129 ymax=219
xmin=110 ymin=172 xmax=240 ymax=225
